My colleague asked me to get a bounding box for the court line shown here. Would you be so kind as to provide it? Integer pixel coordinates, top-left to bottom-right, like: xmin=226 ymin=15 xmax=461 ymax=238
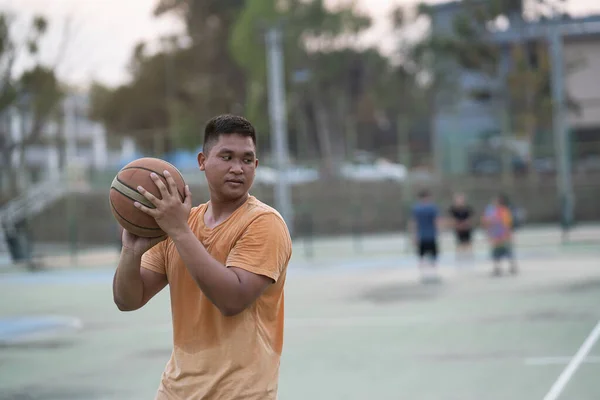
xmin=525 ymin=356 xmax=600 ymax=366
xmin=543 ymin=319 xmax=600 ymax=400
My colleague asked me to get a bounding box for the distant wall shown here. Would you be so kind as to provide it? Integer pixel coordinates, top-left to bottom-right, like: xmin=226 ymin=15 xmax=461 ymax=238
xmin=29 ymin=174 xmax=600 ymax=246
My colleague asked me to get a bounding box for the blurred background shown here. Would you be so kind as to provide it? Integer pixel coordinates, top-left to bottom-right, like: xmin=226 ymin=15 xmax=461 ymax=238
xmin=1 ymin=0 xmax=600 ymax=260
xmin=1 ymin=0 xmax=600 ymax=399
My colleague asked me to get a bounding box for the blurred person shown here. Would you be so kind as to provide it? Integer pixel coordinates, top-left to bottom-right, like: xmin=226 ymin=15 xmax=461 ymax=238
xmin=482 ymin=194 xmax=518 ymax=276
xmin=448 ymin=192 xmax=475 ymax=260
xmin=112 ymin=115 xmax=292 ymax=400
xmin=409 ymin=189 xmax=442 ymax=282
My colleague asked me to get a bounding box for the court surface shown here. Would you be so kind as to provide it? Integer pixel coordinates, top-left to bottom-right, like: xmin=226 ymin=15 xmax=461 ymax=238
xmin=1 ymin=226 xmax=599 ymax=400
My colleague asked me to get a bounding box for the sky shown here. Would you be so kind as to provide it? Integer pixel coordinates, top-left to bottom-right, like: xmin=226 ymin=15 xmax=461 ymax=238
xmin=3 ymin=0 xmax=600 ymax=88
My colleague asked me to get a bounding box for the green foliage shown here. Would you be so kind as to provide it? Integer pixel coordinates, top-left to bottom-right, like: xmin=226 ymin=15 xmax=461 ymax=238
xmin=90 ymin=0 xmax=428 ymax=171
xmin=0 ymin=12 xmax=63 ymax=195
xmin=0 ymin=13 xmax=60 ymax=126
xmin=228 ymin=0 xmax=278 ymax=131
xmin=19 ymin=66 xmax=63 ymax=119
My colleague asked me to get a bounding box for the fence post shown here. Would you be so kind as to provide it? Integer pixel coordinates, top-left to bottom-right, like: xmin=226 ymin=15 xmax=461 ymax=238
xmin=352 ymin=203 xmax=363 ymax=254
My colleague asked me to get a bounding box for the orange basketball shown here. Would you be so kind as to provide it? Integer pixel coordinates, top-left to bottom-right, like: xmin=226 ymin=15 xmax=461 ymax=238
xmin=109 ymin=157 xmax=186 ymax=238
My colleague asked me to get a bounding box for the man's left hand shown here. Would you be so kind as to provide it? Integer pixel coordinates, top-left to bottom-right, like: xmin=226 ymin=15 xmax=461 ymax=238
xmin=135 ymin=170 xmax=193 ymax=237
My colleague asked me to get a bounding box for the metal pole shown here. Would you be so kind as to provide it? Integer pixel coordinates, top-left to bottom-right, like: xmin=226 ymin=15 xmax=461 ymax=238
xmin=397 ymin=114 xmax=412 ymax=239
xmin=265 ymin=25 xmax=294 ymax=234
xmin=164 ymin=40 xmax=176 ymax=153
xmin=498 ymin=45 xmax=513 ymax=187
xmin=548 ymin=25 xmax=574 ymax=238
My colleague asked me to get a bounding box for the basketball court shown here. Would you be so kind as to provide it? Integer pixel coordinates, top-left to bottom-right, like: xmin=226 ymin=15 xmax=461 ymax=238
xmin=1 ymin=226 xmax=599 ymax=400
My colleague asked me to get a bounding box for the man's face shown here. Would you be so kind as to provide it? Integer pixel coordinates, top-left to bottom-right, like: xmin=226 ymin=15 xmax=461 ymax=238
xmin=198 ymin=134 xmax=258 ymax=201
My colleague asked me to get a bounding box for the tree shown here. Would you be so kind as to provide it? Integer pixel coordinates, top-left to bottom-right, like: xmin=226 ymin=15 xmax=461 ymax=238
xmin=229 ymin=0 xmax=378 ymax=175
xmin=91 ymin=0 xmax=248 ymax=155
xmin=91 ymin=0 xmax=425 ymax=180
xmin=0 ymin=13 xmax=63 ymax=197
xmin=0 ymin=13 xmax=64 ymax=267
xmin=154 ymin=0 xmax=247 ymax=140
xmin=507 ymin=40 xmax=580 ymax=163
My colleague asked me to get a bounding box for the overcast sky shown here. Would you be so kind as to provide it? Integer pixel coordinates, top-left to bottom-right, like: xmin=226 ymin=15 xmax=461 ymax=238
xmin=3 ymin=0 xmax=600 ymax=88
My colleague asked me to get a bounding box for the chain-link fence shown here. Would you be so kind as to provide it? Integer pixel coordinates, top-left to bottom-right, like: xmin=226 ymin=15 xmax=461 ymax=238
xmin=7 ymin=135 xmax=593 ymax=263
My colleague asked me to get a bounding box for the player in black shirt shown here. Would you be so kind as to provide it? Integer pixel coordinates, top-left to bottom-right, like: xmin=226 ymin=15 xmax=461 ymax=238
xmin=448 ymin=193 xmax=474 ymax=259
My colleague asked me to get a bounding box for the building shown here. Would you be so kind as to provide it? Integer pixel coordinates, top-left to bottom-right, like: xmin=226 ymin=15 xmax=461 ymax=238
xmin=429 ymin=1 xmax=600 ymax=175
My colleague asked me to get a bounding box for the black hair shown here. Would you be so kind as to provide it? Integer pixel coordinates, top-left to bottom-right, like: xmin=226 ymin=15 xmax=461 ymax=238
xmin=418 ymin=189 xmax=431 ymax=199
xmin=203 ymin=114 xmax=257 ymax=154
xmin=497 ymin=193 xmax=509 ymax=206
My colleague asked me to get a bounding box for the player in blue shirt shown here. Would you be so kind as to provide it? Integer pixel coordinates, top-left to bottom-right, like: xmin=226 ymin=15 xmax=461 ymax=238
xmin=410 ymin=189 xmax=442 ymax=281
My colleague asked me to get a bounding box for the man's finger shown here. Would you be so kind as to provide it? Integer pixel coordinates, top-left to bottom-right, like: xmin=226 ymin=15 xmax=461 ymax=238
xmin=134 ymin=201 xmax=159 ymax=217
xmin=184 ymin=185 xmax=192 ymax=207
xmin=150 ymin=172 xmax=171 ymax=198
xmin=163 ymin=170 xmax=180 ymax=201
xmin=137 ymin=185 xmax=160 ymax=206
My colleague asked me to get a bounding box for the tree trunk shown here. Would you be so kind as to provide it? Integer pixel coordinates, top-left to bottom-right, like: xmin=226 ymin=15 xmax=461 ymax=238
xmin=0 ymin=141 xmax=19 ymax=199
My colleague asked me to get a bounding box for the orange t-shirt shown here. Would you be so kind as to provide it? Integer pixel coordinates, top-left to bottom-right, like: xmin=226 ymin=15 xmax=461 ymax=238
xmin=141 ymin=195 xmax=292 ymax=400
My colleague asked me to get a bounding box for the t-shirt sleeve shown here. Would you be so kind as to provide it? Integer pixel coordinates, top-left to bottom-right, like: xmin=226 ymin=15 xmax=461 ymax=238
xmin=226 ymin=213 xmax=292 ymax=282
xmin=141 ymin=240 xmax=168 ymax=275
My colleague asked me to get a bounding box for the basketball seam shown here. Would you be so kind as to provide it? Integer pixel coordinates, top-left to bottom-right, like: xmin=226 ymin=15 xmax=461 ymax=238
xmin=109 ymin=194 xmax=163 ymax=232
xmin=113 ymin=177 xmax=155 ymax=208
xmin=121 ymin=166 xmax=185 ymax=201
xmin=110 ymin=181 xmax=154 ymax=209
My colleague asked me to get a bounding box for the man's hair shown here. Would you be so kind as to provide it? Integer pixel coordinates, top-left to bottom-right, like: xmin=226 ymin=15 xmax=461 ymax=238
xmin=497 ymin=193 xmax=509 ymax=206
xmin=418 ymin=189 xmax=431 ymax=199
xmin=203 ymin=114 xmax=257 ymax=154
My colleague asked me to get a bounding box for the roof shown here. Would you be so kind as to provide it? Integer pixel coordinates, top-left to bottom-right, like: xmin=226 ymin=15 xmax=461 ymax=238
xmin=429 ymin=0 xmax=515 ymax=13
xmin=490 ymin=15 xmax=600 ymax=44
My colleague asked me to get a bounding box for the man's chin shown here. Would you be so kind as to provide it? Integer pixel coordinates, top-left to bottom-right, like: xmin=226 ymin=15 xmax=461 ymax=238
xmin=218 ymin=186 xmax=249 ymax=200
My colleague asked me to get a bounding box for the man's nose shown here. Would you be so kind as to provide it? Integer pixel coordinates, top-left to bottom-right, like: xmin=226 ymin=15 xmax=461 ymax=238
xmin=230 ymin=160 xmax=243 ymax=174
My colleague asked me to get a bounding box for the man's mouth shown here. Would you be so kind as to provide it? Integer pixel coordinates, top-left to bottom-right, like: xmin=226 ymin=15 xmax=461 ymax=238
xmin=226 ymin=179 xmax=244 ymax=185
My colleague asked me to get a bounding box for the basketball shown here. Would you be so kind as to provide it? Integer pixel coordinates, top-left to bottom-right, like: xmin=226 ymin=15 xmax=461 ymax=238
xmin=109 ymin=157 xmax=187 ymax=238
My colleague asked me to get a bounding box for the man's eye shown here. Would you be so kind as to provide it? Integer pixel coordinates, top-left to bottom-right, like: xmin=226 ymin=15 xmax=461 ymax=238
xmin=221 ymin=156 xmax=231 ymax=161
xmin=244 ymin=159 xmax=253 ymax=164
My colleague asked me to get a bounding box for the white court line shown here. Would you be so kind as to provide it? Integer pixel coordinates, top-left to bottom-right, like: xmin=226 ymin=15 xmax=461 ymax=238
xmin=543 ymin=319 xmax=600 ymax=400
xmin=525 ymin=356 xmax=600 ymax=366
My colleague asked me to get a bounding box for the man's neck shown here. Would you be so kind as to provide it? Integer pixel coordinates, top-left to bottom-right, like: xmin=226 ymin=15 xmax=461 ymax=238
xmin=206 ymin=194 xmax=249 ymax=225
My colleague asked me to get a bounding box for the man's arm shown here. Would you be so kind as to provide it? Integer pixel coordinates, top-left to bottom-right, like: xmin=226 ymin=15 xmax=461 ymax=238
xmin=169 ymin=229 xmax=273 ymax=316
xmin=134 ymin=171 xmax=288 ymax=317
xmin=447 ymin=210 xmax=457 ymax=230
xmin=436 ymin=216 xmax=444 ymax=231
xmin=113 ymin=246 xmax=168 ymax=312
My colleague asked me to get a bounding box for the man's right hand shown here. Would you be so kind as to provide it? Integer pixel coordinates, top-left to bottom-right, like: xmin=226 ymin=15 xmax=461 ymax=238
xmin=121 ymin=228 xmax=167 ymax=257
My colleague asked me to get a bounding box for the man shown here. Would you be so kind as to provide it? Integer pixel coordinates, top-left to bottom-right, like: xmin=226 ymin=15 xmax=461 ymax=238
xmin=410 ymin=189 xmax=441 ymax=281
xmin=112 ymin=115 xmax=292 ymax=400
xmin=448 ymin=192 xmax=474 ymax=260
xmin=482 ymin=194 xmax=518 ymax=276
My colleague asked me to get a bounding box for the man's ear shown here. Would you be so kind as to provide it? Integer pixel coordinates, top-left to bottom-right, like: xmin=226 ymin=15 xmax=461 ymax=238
xmin=197 ymin=152 xmax=207 ymax=171
xmin=254 ymin=158 xmax=259 ymax=168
